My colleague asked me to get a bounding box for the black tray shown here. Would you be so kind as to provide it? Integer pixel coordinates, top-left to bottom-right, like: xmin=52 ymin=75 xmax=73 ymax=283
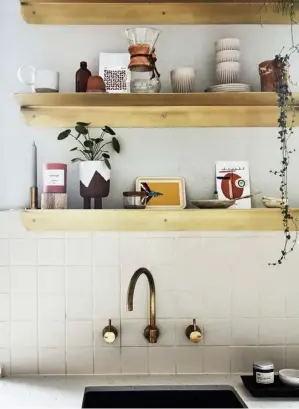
xmin=241 ymin=375 xmax=299 ymax=398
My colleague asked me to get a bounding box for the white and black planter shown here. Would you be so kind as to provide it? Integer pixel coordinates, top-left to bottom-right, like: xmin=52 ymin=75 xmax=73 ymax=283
xmin=79 ymin=161 xmax=110 ymax=209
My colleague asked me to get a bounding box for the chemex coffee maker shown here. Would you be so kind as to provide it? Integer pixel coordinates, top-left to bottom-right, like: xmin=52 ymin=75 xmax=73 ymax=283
xmin=125 ymin=27 xmax=161 ymax=93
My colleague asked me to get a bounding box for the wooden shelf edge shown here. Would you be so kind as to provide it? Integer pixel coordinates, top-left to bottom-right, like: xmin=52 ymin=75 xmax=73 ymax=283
xmin=20 ymin=209 xmax=299 ymax=232
xmin=20 ymin=1 xmax=298 ymax=25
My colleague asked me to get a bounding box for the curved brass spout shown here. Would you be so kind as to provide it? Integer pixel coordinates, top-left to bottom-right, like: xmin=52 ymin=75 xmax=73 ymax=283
xmin=127 ymin=267 xmax=159 ymax=343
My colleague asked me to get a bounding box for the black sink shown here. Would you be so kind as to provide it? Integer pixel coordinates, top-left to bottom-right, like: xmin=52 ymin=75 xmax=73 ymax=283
xmin=82 ymin=386 xmax=247 ymax=408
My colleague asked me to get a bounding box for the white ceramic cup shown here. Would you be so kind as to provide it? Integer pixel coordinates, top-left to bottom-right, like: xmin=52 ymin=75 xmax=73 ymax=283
xmin=170 ymin=67 xmax=195 ymax=93
xmin=18 ymin=65 xmax=59 ymax=92
xmin=216 ymin=50 xmax=240 ymax=63
xmin=215 ymin=38 xmax=240 ymax=52
xmin=216 ymin=62 xmax=240 ymax=84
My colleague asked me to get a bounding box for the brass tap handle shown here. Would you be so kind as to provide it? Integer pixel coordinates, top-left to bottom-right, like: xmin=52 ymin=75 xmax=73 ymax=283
xmin=102 ymin=319 xmax=118 ymax=344
xmin=185 ymin=319 xmax=202 ymax=343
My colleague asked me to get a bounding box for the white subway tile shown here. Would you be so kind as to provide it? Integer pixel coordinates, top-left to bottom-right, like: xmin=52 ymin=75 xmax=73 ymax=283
xmin=0 ymin=267 xmax=9 ymax=292
xmin=203 ymin=290 xmax=231 ymax=318
xmin=0 ymin=240 xmax=9 ymax=265
xmin=0 ymin=212 xmax=10 ymax=238
xmin=286 ymin=346 xmax=299 ymax=368
xmin=66 ymin=321 xmax=93 ymax=348
xmin=150 ymin=265 xmax=176 ymax=292
xmin=0 ymin=322 xmax=10 ymax=348
xmin=231 ymin=291 xmax=259 ymax=318
xmin=175 ymin=319 xmax=203 ymax=347
xmin=66 ymin=238 xmax=92 ymax=266
xmin=259 ymin=291 xmax=286 ymax=318
xmin=67 ymin=293 xmax=93 ymax=320
xmin=66 ymin=266 xmax=92 ymax=293
xmin=94 ymin=266 xmax=120 ymax=296
xmin=9 ymin=212 xmax=34 ymax=239
xmin=152 ymin=320 xmax=176 ymax=346
xmin=11 ymin=347 xmax=38 ymax=375
xmin=11 ymin=322 xmax=37 ymax=347
xmin=38 ymin=266 xmax=65 ymax=294
xmin=287 ymin=290 xmax=299 ymax=317
xmin=38 ymin=322 xmax=65 ymax=348
xmin=203 ymin=320 xmax=231 ymax=346
xmin=149 ymin=347 xmax=175 ymax=374
xmin=38 ymin=239 xmax=65 ymax=265
xmin=39 ymin=348 xmax=66 ymax=374
xmin=286 ymin=319 xmax=299 ymax=345
xmin=121 ymin=319 xmax=148 ymax=347
xmin=93 ymin=235 xmax=119 ymax=266
xmin=147 ymin=238 xmax=175 ymax=266
xmin=259 ymin=319 xmax=286 ymax=345
xmin=0 ymin=349 xmax=10 ymax=376
xmin=94 ymin=319 xmax=121 ymax=347
xmin=66 ymin=232 xmax=92 ymax=239
xmin=0 ymin=294 xmax=9 ymax=321
xmin=11 ymin=294 xmax=37 ymax=321
xmin=121 ymin=347 xmax=148 ymax=374
xmin=203 ymin=347 xmax=230 ymax=374
xmin=10 ymin=239 xmax=37 ymax=265
xmin=231 ymin=319 xmax=258 ymax=346
xmin=230 ymin=347 xmax=259 ymax=373
xmin=173 ymin=291 xmax=204 ymax=319
xmin=66 ymin=348 xmax=93 ymax=374
xmin=94 ymin=347 xmax=121 ymax=374
xmin=11 ymin=266 xmax=37 ymax=293
xmin=156 ymin=290 xmax=177 ymax=319
xmin=38 ymin=294 xmax=65 ymax=321
xmin=175 ymin=346 xmax=203 ymax=374
xmin=120 ymin=237 xmax=148 ymax=269
xmin=255 ymin=347 xmax=285 ymax=370
xmin=174 ymin=238 xmax=203 ymax=269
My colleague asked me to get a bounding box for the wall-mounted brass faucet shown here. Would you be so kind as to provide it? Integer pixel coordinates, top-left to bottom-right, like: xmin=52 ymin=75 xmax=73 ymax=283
xmin=127 ymin=267 xmax=159 ymax=343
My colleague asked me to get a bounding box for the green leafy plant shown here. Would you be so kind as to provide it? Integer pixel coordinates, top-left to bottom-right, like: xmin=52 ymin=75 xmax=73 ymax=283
xmin=57 ymin=122 xmax=120 ymax=169
xmin=269 ymin=47 xmax=298 ymax=265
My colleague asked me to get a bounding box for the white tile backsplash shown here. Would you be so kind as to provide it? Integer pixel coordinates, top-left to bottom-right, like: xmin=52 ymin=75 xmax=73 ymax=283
xmin=2 ymin=213 xmax=299 ymax=375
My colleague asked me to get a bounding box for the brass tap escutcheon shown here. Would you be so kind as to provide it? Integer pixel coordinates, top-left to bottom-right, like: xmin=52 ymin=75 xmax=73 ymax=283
xmin=185 ymin=319 xmax=202 ymax=343
xmin=102 ymin=319 xmax=118 ymax=344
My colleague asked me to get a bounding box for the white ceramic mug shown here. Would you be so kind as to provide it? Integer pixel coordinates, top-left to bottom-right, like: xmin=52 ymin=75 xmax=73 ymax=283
xmin=170 ymin=67 xmax=195 ymax=93
xmin=18 ymin=65 xmax=59 ymax=93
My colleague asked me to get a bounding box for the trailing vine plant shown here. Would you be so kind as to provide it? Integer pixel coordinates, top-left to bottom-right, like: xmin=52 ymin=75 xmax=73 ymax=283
xmin=269 ymin=47 xmax=298 ymax=265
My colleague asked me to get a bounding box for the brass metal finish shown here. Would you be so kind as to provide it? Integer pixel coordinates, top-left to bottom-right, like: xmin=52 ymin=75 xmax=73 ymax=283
xmin=127 ymin=268 xmax=159 ymax=343
xmin=30 ymin=186 xmax=38 ymax=209
xmin=102 ymin=319 xmax=118 ymax=344
xmin=185 ymin=319 xmax=202 ymax=343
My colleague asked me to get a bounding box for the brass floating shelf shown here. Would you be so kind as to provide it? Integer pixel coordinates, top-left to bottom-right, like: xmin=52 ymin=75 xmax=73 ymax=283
xmin=14 ymin=92 xmax=299 ymax=128
xmin=20 ymin=0 xmax=298 ymax=25
xmin=21 ymin=209 xmax=299 ymax=232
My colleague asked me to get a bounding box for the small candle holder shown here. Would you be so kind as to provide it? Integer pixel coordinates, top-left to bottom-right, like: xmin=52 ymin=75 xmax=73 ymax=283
xmin=123 ymin=191 xmax=146 ymax=209
xmin=30 ymin=187 xmax=38 ymax=209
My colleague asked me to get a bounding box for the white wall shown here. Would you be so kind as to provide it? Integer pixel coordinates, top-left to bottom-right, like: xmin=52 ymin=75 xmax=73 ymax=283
xmin=0 ymin=211 xmax=299 ymax=375
xmin=1 ymin=1 xmax=299 ymax=209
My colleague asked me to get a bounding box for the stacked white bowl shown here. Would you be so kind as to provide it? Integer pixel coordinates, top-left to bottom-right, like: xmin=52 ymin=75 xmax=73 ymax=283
xmin=215 ymin=38 xmax=240 ymax=84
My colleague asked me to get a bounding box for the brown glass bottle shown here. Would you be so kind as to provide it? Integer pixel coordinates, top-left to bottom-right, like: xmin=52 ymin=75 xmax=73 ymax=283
xmin=76 ymin=62 xmax=91 ymax=92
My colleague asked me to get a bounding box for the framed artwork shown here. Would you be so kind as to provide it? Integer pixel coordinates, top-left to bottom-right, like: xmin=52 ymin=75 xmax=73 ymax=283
xmin=136 ymin=177 xmax=186 ymax=209
xmin=215 ymin=161 xmax=251 ymax=209
xmin=99 ymin=53 xmax=130 ymax=93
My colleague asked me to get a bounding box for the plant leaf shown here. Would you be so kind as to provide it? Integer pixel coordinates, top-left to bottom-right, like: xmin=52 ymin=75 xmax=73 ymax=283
xmin=84 ymin=140 xmax=94 ymax=148
xmin=104 ymin=158 xmax=111 ymax=169
xmin=71 ymin=158 xmax=82 ymax=163
xmin=70 ymin=147 xmax=78 ymax=151
xmin=102 ymin=153 xmax=110 ymax=159
xmin=83 ymin=150 xmax=93 ymax=154
xmin=104 ymin=126 xmax=116 ymax=136
xmin=76 ymin=122 xmax=90 ymax=127
xmin=58 ymin=129 xmax=71 ymax=140
xmin=112 ymin=137 xmax=120 ymax=153
xmin=75 ymin=125 xmax=88 ymax=135
xmin=93 ymin=138 xmax=103 ymax=144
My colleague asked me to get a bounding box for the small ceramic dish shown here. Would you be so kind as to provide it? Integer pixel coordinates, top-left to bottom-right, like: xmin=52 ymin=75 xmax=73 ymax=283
xmin=262 ymin=196 xmax=286 ymax=208
xmin=279 ymin=369 xmax=299 ymax=387
xmin=191 ymin=199 xmax=235 ymax=209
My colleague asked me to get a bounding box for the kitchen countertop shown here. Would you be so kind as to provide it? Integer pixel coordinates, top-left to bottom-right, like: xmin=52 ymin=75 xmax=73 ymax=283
xmin=0 ymin=375 xmax=299 ymax=408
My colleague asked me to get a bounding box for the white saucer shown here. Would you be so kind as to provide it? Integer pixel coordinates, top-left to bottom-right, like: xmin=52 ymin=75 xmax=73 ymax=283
xmin=206 ymin=83 xmax=252 ymax=92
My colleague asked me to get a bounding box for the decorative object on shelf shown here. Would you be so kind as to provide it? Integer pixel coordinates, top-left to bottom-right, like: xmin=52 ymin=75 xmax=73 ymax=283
xmin=30 ymin=141 xmax=38 ymax=209
xmin=259 ymin=59 xmax=287 ymax=92
xmin=86 ymin=76 xmax=106 ymax=92
xmin=205 ymin=84 xmax=251 ymax=92
xmin=262 ymin=196 xmax=286 ymax=208
xmin=216 ymin=61 xmax=240 ymax=84
xmin=43 ymin=163 xmax=67 ymax=194
xmin=123 ymin=191 xmax=147 ymax=209
xmin=57 ymin=122 xmax=120 ymax=209
xmin=216 ymin=50 xmax=240 ymax=63
xmin=191 ymin=199 xmax=236 ymax=209
xmin=170 ymin=67 xmax=195 ymax=93
xmin=102 ymin=319 xmax=118 ymax=344
xmin=125 ymin=27 xmax=161 ymax=93
xmin=136 ymin=177 xmax=186 ymax=209
xmin=76 ymin=61 xmax=91 ymax=93
xmin=99 ymin=53 xmax=130 ymax=93
xmin=18 ymin=65 xmax=59 ymax=93
xmin=279 ymin=369 xmax=299 ymax=387
xmin=253 ymin=361 xmax=274 ymax=385
xmin=215 ymin=38 xmax=240 ymax=52
xmin=185 ymin=319 xmax=202 ymax=343
xmin=41 ymin=193 xmax=67 ymax=209
xmin=269 ymin=48 xmax=298 ymax=265
xmin=216 ymin=161 xmax=251 ymax=209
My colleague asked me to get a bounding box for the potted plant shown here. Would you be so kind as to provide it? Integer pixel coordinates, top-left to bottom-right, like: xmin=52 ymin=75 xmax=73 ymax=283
xmin=57 ymin=122 xmax=120 ymax=209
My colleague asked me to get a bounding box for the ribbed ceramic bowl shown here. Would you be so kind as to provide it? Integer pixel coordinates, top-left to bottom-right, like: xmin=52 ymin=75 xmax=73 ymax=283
xmin=279 ymin=369 xmax=299 ymax=387
xmin=216 ymin=50 xmax=240 ymax=63
xmin=216 ymin=62 xmax=241 ymax=84
xmin=216 ymin=38 xmax=240 ymax=52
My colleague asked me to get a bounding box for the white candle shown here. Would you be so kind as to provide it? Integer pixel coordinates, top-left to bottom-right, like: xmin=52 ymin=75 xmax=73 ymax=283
xmin=32 ymin=142 xmax=37 ymax=187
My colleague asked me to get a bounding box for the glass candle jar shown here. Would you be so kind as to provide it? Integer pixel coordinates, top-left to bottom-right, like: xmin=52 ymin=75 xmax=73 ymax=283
xmin=253 ymin=361 xmax=274 ymax=384
xmin=123 ymin=191 xmax=146 ymax=209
